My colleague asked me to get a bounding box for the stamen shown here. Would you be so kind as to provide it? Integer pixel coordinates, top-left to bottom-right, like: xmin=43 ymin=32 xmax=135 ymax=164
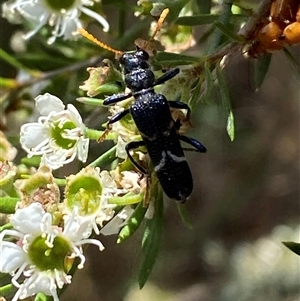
xmin=11 ymin=262 xmax=29 ymax=288
xmin=76 ymin=238 xmax=105 ymax=251
xmin=41 ymin=212 xmax=53 ymax=233
xmin=80 ymin=6 xmax=110 ymax=32
xmin=71 ymin=245 xmax=86 ymax=269
xmin=26 ymin=137 xmax=51 ymax=155
xmin=11 ymin=285 xmax=22 ymax=301
xmin=0 ymin=229 xmax=24 ymax=241
xmin=23 ymin=15 xmax=48 ymax=40
xmin=91 ymin=219 xmax=100 ymax=235
xmin=54 ymin=269 xmax=71 ymax=288
xmin=63 ymin=206 xmax=78 ymax=235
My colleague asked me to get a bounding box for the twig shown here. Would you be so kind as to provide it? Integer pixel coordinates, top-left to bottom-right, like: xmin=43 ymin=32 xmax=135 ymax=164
xmin=16 ymin=55 xmax=103 ymax=89
xmin=238 ymin=0 xmax=272 ymax=39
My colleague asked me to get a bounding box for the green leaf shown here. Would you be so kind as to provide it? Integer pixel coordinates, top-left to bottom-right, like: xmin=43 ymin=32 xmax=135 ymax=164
xmin=139 ymin=187 xmax=164 ymax=289
xmin=176 ymin=14 xmax=219 ymax=26
xmin=0 ymin=48 xmax=39 ymax=76
xmin=189 ymin=79 xmax=203 ymax=107
xmin=176 ymin=203 xmax=193 ymax=229
xmin=155 ymin=52 xmax=202 ymax=66
xmin=282 ymin=241 xmax=300 ymax=256
xmin=216 ymin=62 xmax=235 ymax=141
xmin=227 ymin=110 xmax=235 ymax=141
xmin=0 ymin=197 xmax=20 ymax=214
xmin=202 ymin=62 xmax=215 ymax=104
xmin=117 ymin=201 xmax=148 ymax=243
xmin=176 ymin=14 xmax=245 ymax=26
xmin=213 ymin=21 xmax=245 ymax=43
xmin=254 ymin=53 xmax=272 ymax=89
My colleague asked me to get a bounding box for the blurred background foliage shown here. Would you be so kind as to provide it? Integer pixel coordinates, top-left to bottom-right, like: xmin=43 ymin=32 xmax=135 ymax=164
xmin=0 ymin=0 xmax=299 ymax=300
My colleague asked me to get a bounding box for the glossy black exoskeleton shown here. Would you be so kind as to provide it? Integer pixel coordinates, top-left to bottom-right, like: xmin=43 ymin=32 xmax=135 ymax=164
xmin=103 ymin=47 xmax=206 ymax=202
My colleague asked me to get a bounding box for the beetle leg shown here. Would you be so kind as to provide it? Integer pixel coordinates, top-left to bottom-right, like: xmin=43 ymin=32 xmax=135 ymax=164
xmin=104 ymin=92 xmax=133 ymax=105
xmin=98 ymin=109 xmax=130 ymax=142
xmin=179 ymin=135 xmax=207 ymax=153
xmin=154 ymin=68 xmax=180 ymax=86
xmin=168 ymin=100 xmax=190 ymax=113
xmin=107 ymin=109 xmax=130 ymax=126
xmin=168 ymin=100 xmax=191 ymax=120
xmin=125 ymin=141 xmax=148 ymax=175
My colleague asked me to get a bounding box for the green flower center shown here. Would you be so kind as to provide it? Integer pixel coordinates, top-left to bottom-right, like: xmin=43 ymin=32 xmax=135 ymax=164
xmin=44 ymin=0 xmax=78 ymax=12
xmin=66 ymin=177 xmax=102 ymax=215
xmin=28 ymin=235 xmax=72 ymax=271
xmin=51 ymin=120 xmax=77 ymax=149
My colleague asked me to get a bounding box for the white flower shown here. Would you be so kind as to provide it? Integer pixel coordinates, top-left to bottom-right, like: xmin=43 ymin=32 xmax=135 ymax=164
xmin=64 ymin=167 xmax=129 ymax=235
xmin=0 ymin=202 xmax=104 ymax=301
xmin=20 ymin=93 xmax=89 ymax=170
xmin=2 ymin=0 xmax=109 ymax=44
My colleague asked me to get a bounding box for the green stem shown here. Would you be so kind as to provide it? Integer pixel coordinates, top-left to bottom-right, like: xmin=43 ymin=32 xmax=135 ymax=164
xmin=88 ymin=145 xmax=117 ymax=168
xmin=55 ymin=178 xmax=67 ymax=186
xmin=0 ymin=284 xmax=16 ymax=297
xmin=84 ymin=127 xmax=117 ymax=140
xmin=0 ymin=77 xmax=18 ymax=88
xmin=0 ymin=223 xmax=13 ymax=232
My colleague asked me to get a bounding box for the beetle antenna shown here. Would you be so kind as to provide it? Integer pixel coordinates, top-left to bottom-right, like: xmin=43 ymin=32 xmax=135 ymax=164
xmin=78 ymin=28 xmax=124 ymax=55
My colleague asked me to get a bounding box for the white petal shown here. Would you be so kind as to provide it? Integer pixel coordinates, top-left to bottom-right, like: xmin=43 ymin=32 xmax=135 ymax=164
xmin=64 ymin=216 xmax=93 ymax=241
xmin=11 ymin=203 xmax=45 ymax=235
xmin=62 ymin=18 xmax=80 ymax=40
xmin=77 ymin=138 xmax=89 ymax=162
xmin=20 ymin=123 xmax=49 ymax=150
xmin=100 ymin=205 xmax=134 ymax=235
xmin=17 ymin=2 xmax=48 ymax=23
xmin=100 ymin=170 xmax=118 ymax=189
xmin=117 ymin=205 xmax=134 ymax=220
xmin=18 ymin=273 xmax=53 ymax=299
xmin=66 ymin=104 xmax=83 ymax=127
xmin=35 ymin=93 xmax=65 ymax=115
xmin=100 ymin=215 xmax=123 ymax=236
xmin=116 ymin=136 xmax=127 ymax=159
xmin=0 ymin=243 xmax=26 ymax=273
